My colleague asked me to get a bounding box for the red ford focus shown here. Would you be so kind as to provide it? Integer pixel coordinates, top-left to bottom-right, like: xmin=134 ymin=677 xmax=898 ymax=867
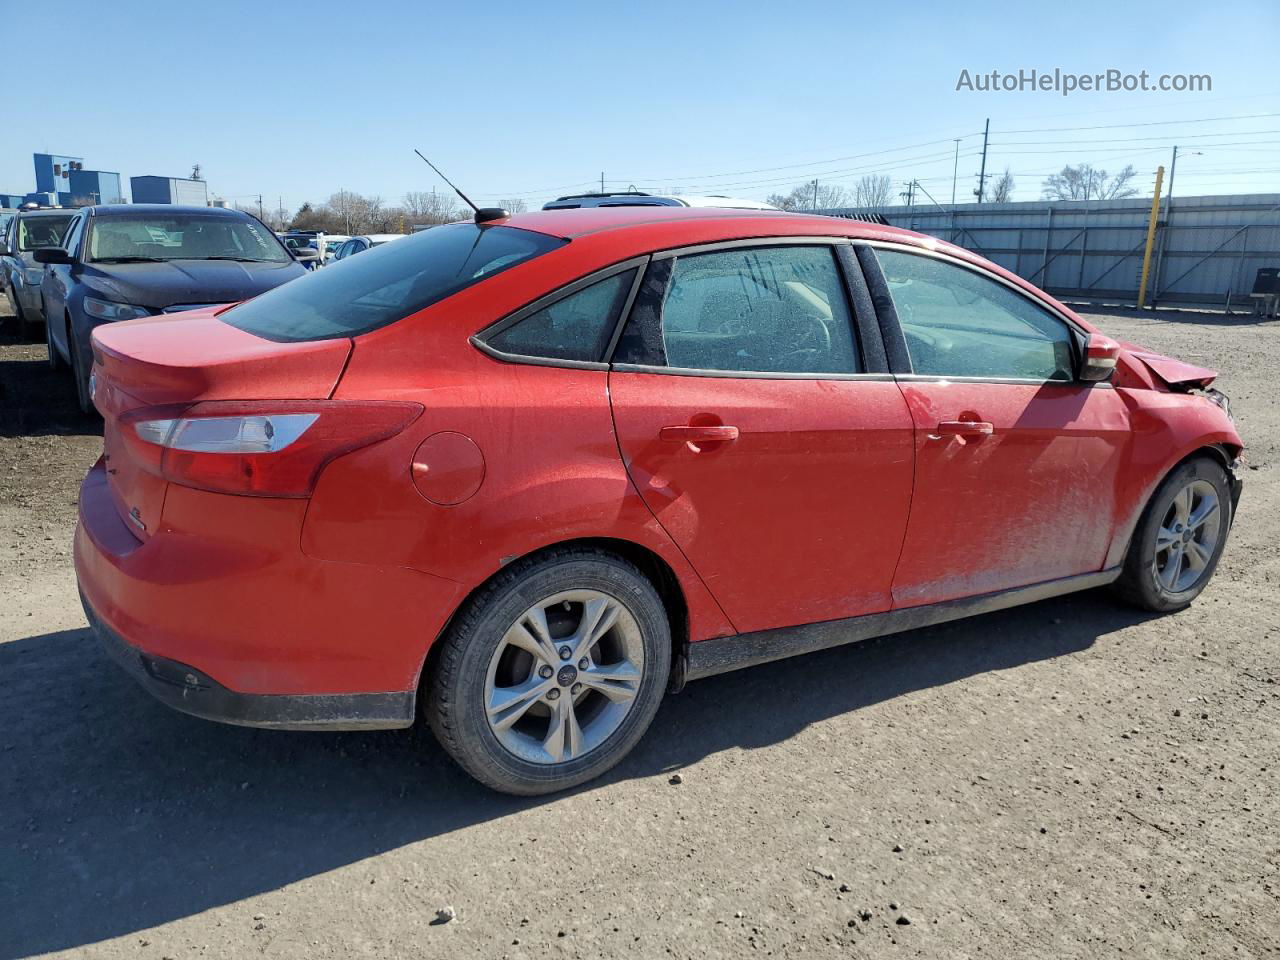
xmin=76 ymin=207 xmax=1243 ymax=794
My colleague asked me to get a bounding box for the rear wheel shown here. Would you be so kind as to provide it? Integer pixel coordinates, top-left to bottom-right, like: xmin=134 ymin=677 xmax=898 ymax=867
xmin=427 ymin=549 xmax=671 ymax=795
xmin=1113 ymin=456 xmax=1232 ymax=612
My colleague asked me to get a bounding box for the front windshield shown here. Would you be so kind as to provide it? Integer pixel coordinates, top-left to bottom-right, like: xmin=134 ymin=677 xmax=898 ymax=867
xmin=17 ymin=215 xmax=74 ymax=252
xmin=86 ymin=215 xmax=291 ymax=263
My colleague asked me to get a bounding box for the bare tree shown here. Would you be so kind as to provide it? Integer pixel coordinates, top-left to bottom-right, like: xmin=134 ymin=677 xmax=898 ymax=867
xmin=1042 ymin=163 xmax=1138 ymax=201
xmin=498 ymin=198 xmax=529 ymax=214
xmin=403 ymin=190 xmax=464 ymax=225
xmin=853 ymin=175 xmax=893 ymax=208
xmin=989 ymin=168 xmax=1015 ymax=203
xmin=770 ymin=182 xmax=850 ymax=211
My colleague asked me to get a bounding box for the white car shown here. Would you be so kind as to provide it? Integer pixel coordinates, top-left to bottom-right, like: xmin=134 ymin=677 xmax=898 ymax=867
xmin=542 ymin=192 xmax=777 ymax=211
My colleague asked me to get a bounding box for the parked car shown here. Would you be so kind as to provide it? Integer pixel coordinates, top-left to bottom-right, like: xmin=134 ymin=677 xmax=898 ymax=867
xmin=543 ymin=191 xmax=777 ymax=210
xmin=37 ymin=204 xmax=306 ymax=411
xmin=76 ymin=206 xmax=1242 ymax=795
xmin=0 ymin=208 xmax=77 ymax=338
xmin=280 ymin=233 xmax=323 ymax=269
xmin=319 ymin=235 xmax=350 ymax=264
xmin=326 ymin=233 xmax=405 ymax=264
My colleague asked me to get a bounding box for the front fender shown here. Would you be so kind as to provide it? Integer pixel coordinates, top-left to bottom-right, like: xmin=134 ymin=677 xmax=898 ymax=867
xmin=1104 ymin=388 xmax=1243 ymax=568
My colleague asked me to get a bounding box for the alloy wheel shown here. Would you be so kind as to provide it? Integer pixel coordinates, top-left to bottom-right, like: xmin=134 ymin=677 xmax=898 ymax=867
xmin=484 ymin=589 xmax=644 ymax=765
xmin=1152 ymin=479 xmax=1222 ymax=593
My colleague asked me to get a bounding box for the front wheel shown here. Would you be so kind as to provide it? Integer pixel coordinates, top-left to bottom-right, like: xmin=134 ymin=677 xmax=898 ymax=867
xmin=69 ymin=327 xmax=93 ymax=414
xmin=45 ymin=305 xmax=66 ymax=370
xmin=1113 ymin=456 xmax=1233 ymax=612
xmin=427 ymin=549 xmax=671 ymax=795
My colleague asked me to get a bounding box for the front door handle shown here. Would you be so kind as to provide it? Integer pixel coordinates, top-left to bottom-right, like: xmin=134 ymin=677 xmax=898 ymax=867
xmin=659 ymin=424 xmax=740 ymax=449
xmin=936 ymin=420 xmax=994 ymax=437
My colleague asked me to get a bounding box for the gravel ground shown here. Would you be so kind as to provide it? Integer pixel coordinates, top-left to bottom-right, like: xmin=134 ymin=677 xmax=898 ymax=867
xmin=1 ymin=300 xmax=1277 ymax=960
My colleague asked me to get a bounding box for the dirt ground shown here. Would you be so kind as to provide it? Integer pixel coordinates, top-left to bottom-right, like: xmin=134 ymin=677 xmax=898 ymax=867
xmin=1 ymin=299 xmax=1276 ymax=960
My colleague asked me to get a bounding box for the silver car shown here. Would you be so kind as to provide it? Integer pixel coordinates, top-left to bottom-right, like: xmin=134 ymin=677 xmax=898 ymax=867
xmin=0 ymin=209 xmax=77 ymax=338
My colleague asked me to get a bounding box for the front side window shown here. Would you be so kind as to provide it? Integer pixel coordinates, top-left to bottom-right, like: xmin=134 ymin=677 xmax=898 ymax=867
xmin=486 ymin=269 xmax=637 ymax=363
xmin=223 ymin=222 xmax=566 ymax=342
xmin=17 ymin=215 xmax=74 ymax=252
xmin=86 ymin=215 xmax=291 ymax=264
xmin=875 ymin=248 xmax=1075 ymax=381
xmin=617 ymin=245 xmax=859 ymax=375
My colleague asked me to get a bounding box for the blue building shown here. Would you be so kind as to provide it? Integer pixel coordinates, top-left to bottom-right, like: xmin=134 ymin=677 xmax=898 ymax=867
xmin=33 ymin=153 xmax=83 ymax=205
xmin=68 ymin=169 xmax=124 ymax=204
xmin=130 ymin=175 xmax=208 ymax=205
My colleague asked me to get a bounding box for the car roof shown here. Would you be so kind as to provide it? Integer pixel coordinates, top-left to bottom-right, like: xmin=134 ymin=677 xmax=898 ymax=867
xmin=86 ymin=204 xmax=252 ymax=218
xmin=502 ymin=205 xmax=924 ymax=244
xmin=16 ymin=208 xmax=77 ymax=218
xmin=358 ymin=234 xmax=407 ymax=242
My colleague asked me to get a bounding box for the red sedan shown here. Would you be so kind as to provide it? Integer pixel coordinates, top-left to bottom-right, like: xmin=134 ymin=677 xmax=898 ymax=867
xmin=75 ymin=207 xmax=1243 ymax=794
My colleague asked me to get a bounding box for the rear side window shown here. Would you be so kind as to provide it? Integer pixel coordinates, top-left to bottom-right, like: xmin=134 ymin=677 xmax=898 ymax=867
xmin=615 ymin=245 xmax=859 ymax=375
xmin=875 ymin=248 xmax=1075 ymax=381
xmin=223 ymin=223 xmax=566 ymax=342
xmin=486 ymin=269 xmax=637 ymax=363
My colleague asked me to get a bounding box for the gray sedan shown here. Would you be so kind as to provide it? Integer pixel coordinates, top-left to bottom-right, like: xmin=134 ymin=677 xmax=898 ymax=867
xmin=0 ymin=209 xmax=77 ymax=338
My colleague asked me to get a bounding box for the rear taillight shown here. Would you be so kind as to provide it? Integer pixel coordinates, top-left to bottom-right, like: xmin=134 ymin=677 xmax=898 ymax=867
xmin=121 ymin=400 xmax=422 ymax=497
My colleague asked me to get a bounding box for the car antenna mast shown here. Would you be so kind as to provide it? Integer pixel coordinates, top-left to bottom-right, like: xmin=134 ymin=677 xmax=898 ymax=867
xmin=414 ymin=149 xmax=478 ymax=213
xmin=413 ymin=150 xmax=509 ymax=224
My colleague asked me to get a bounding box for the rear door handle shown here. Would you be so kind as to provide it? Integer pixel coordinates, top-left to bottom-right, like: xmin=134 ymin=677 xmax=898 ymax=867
xmin=659 ymin=425 xmax=740 ymax=445
xmin=936 ymin=420 xmax=994 ymax=437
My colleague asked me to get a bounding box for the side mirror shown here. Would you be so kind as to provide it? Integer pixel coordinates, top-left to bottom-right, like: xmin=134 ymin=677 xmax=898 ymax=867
xmin=1080 ymin=333 xmax=1120 ymax=382
xmin=33 ymin=247 xmax=73 ymax=265
xmin=0 ymin=240 xmax=9 ymax=257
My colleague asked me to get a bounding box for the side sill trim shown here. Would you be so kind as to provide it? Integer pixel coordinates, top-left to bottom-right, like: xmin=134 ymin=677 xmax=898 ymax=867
xmin=685 ymin=567 xmax=1121 ymax=682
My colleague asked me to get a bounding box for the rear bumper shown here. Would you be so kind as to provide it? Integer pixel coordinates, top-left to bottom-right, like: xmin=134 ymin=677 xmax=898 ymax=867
xmin=74 ymin=458 xmax=463 ymax=716
xmin=83 ymin=590 xmax=414 ymax=730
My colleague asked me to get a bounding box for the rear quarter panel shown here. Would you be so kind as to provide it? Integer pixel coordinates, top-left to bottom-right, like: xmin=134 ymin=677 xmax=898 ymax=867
xmin=302 ymin=290 xmax=736 ymax=646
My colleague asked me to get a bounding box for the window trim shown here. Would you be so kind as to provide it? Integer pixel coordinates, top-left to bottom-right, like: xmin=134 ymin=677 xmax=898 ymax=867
xmin=856 ymin=239 xmax=1091 ymax=385
xmin=609 ymin=237 xmax=881 ymax=380
xmin=471 ymin=255 xmax=649 ymax=370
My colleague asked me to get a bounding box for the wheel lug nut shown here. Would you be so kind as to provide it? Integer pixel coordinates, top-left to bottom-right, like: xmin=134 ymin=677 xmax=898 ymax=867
xmin=571 ymin=683 xmax=582 ymax=696
xmin=558 ymin=646 xmax=572 ymax=660
xmin=539 ymin=665 xmax=553 ymax=679
xmin=578 ymin=658 xmax=589 ymax=670
xmin=546 ymin=688 xmax=560 ymax=701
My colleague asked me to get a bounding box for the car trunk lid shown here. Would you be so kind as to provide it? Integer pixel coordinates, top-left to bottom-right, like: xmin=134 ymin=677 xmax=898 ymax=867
xmin=90 ymin=309 xmax=352 ymax=538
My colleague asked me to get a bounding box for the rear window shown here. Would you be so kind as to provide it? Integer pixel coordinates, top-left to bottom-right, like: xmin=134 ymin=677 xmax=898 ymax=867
xmin=223 ymin=223 xmax=566 ymax=342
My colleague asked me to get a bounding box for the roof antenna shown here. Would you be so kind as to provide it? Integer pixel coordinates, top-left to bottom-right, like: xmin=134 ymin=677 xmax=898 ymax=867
xmin=413 ymin=149 xmax=508 ymax=224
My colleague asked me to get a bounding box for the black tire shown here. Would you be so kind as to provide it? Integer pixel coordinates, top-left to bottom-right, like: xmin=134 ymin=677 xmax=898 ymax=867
xmin=45 ymin=303 xmax=66 ymax=370
xmin=11 ymin=294 xmax=32 ymax=341
xmin=1112 ymin=456 xmax=1233 ymax=612
xmin=69 ymin=326 xmax=93 ymax=415
xmin=427 ymin=548 xmax=671 ymax=795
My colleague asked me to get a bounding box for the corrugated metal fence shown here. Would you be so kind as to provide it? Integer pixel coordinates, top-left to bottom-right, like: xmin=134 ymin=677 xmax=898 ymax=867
xmin=818 ymin=193 xmax=1280 ymax=311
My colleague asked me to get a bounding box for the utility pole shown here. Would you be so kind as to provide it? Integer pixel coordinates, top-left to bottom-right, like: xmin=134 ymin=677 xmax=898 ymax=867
xmin=600 ymin=172 xmax=605 ymax=193
xmin=257 ymin=194 xmax=264 ymax=219
xmin=900 ymin=180 xmax=917 ymax=207
xmin=951 ymin=139 xmax=961 ymax=205
xmin=812 ymin=179 xmax=819 ymax=211
xmin=975 ymin=118 xmax=990 ymax=203
xmin=1137 ymin=165 xmax=1165 ymax=310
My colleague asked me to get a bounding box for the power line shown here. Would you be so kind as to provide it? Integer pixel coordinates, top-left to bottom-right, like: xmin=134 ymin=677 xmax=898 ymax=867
xmin=998 ymin=111 xmax=1280 ymax=134
xmin=609 ymin=134 xmax=983 ymax=183
xmin=991 ymin=129 xmax=1280 ymax=147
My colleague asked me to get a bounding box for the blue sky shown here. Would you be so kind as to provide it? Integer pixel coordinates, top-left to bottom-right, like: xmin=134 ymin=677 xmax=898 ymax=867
xmin=4 ymin=0 xmax=1278 ymax=213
